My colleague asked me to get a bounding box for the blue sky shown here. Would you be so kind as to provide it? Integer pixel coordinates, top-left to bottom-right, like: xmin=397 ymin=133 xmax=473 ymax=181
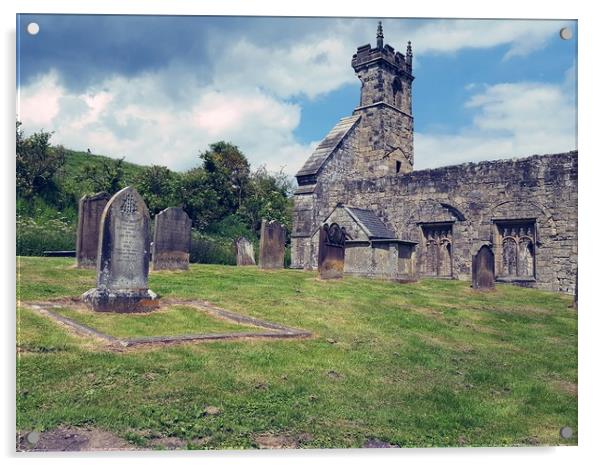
xmin=17 ymin=15 xmax=577 ymax=175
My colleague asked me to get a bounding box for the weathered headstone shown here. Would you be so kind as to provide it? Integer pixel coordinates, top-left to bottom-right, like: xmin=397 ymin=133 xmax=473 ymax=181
xmin=258 ymin=219 xmax=286 ymax=269
xmin=152 ymin=207 xmax=191 ymax=270
xmin=318 ymin=223 xmax=346 ymax=279
xmin=82 ymin=187 xmax=158 ymax=312
xmin=236 ymin=237 xmax=256 ymax=266
xmin=75 ymin=192 xmax=110 ymax=268
xmin=472 ymin=245 xmax=495 ymax=290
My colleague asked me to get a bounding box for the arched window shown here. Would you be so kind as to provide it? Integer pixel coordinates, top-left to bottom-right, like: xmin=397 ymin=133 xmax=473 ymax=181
xmin=421 ymin=224 xmax=453 ymax=277
xmin=392 ymin=77 xmax=402 ymax=108
xmin=497 ymin=222 xmax=535 ymax=278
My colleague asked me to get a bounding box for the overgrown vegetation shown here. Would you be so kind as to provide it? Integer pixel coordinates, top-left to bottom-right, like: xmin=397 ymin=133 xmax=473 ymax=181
xmin=17 ymin=257 xmax=578 ymax=448
xmin=16 ymin=123 xmax=293 ymax=261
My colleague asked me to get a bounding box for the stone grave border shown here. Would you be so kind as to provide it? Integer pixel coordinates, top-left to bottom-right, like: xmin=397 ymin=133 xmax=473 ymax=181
xmin=25 ymin=298 xmax=311 ymax=348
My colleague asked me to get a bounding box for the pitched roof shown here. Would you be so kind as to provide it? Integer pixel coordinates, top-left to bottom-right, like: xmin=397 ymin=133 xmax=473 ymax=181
xmin=295 ymin=115 xmax=361 ymax=178
xmin=344 ymin=206 xmax=396 ymax=239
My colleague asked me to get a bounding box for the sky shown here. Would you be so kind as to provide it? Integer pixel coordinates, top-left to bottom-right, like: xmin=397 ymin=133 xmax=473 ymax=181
xmin=16 ymin=15 xmax=577 ymax=176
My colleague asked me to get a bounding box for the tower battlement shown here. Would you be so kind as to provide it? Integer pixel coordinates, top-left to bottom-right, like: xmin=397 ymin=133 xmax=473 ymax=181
xmin=351 ymin=22 xmax=415 ymax=175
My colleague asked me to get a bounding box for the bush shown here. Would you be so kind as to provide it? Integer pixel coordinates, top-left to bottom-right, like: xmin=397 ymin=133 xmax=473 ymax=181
xmin=205 ymin=214 xmax=256 ymax=241
xmin=189 ymin=231 xmax=236 ymax=265
xmin=17 ymin=216 xmax=76 ymax=256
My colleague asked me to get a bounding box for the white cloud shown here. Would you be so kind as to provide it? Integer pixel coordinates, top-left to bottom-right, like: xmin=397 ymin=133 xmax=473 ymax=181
xmin=399 ymin=19 xmax=568 ymax=59
xmin=16 ymin=19 xmax=575 ymax=178
xmin=212 ymin=36 xmax=355 ymax=99
xmin=206 ymin=19 xmax=572 ymax=101
xmin=18 ymin=70 xmax=314 ymax=175
xmin=415 ymin=71 xmax=577 ymax=169
xmin=17 ymin=70 xmax=63 ymax=129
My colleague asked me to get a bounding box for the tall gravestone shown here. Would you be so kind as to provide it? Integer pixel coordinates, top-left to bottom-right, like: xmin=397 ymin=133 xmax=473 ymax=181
xmin=472 ymin=245 xmax=495 ymax=290
xmin=318 ymin=223 xmax=346 ymax=279
xmin=152 ymin=207 xmax=191 ymax=270
xmin=258 ymin=219 xmax=286 ymax=269
xmin=236 ymin=237 xmax=256 ymax=266
xmin=76 ymin=192 xmax=110 ymax=268
xmin=82 ymin=187 xmax=158 ymax=312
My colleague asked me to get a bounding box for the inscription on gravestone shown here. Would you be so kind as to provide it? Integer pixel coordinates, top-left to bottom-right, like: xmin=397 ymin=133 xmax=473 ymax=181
xmin=258 ymin=219 xmax=286 ymax=269
xmin=318 ymin=223 xmax=346 ymax=279
xmin=472 ymin=245 xmax=495 ymax=290
xmin=152 ymin=207 xmax=191 ymax=270
xmin=75 ymin=192 xmax=110 ymax=268
xmin=82 ymin=187 xmax=158 ymax=312
xmin=236 ymin=237 xmax=256 ymax=266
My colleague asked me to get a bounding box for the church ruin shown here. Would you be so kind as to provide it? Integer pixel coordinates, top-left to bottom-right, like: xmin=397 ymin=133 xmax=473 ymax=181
xmin=291 ymin=23 xmax=577 ymax=293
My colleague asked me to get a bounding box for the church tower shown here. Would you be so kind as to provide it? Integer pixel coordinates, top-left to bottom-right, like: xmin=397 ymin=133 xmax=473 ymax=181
xmin=351 ymin=22 xmax=414 ymax=175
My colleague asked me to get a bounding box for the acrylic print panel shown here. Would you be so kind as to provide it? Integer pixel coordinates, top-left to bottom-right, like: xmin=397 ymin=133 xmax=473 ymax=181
xmin=16 ymin=15 xmax=577 ymax=451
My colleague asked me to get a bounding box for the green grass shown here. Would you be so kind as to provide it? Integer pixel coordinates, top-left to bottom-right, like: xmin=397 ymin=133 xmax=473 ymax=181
xmin=16 ymin=257 xmax=577 ymax=449
xmin=52 ymin=305 xmax=265 ymax=339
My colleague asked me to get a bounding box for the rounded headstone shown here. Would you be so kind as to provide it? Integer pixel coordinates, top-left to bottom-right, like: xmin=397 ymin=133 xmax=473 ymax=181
xmin=82 ymin=187 xmax=158 ymax=312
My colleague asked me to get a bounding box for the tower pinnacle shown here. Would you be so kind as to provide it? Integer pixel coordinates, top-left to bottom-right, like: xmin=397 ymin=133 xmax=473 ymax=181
xmin=376 ymin=21 xmax=384 ymax=49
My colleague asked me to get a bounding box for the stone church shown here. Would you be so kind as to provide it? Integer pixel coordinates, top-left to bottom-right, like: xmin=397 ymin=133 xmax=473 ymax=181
xmin=291 ymin=23 xmax=577 ymax=293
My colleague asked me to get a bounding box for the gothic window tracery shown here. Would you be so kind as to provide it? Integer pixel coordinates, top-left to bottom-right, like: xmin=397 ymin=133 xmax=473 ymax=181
xmin=497 ymin=222 xmax=535 ymax=278
xmin=421 ymin=224 xmax=453 ymax=277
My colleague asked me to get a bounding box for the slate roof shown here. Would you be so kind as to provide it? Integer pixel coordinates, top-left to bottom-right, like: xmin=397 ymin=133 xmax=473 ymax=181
xmin=344 ymin=206 xmax=396 ymax=239
xmin=295 ymin=115 xmax=361 ymax=178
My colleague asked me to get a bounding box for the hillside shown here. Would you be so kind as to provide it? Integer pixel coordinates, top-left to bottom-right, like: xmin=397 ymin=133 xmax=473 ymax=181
xmin=60 ymin=149 xmax=148 ymax=201
xmin=17 ymin=139 xmax=292 ymax=262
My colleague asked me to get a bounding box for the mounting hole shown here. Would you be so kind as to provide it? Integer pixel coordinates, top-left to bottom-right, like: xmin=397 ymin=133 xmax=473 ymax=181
xmin=559 ymin=27 xmax=572 ymax=40
xmin=26 ymin=431 xmax=40 ymax=444
xmin=560 ymin=426 xmax=573 ymax=439
xmin=26 ymin=22 xmax=40 ymax=35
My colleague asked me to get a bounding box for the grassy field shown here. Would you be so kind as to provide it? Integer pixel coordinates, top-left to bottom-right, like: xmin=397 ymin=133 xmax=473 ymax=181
xmin=16 ymin=257 xmax=577 ymax=449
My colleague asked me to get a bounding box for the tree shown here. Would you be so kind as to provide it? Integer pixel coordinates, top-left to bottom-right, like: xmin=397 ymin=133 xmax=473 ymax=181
xmin=133 ymin=165 xmax=179 ymax=215
xmin=77 ymin=157 xmax=126 ymax=195
xmin=16 ymin=121 xmax=65 ymax=200
xmin=239 ymin=166 xmax=293 ymax=236
xmin=178 ymin=167 xmax=223 ymax=229
xmin=199 ymin=141 xmax=251 ymax=212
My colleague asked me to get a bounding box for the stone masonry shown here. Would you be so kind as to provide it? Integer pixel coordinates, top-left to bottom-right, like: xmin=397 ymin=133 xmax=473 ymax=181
xmin=292 ymin=23 xmax=577 ymax=293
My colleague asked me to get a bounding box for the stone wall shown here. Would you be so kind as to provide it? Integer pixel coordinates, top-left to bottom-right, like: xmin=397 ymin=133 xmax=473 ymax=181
xmin=353 ymin=104 xmax=414 ymax=176
xmin=293 ymin=151 xmax=577 ymax=293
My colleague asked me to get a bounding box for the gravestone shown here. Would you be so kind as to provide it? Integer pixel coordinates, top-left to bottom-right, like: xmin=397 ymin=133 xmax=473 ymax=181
xmin=472 ymin=245 xmax=495 ymax=290
xmin=258 ymin=219 xmax=286 ymax=269
xmin=82 ymin=187 xmax=159 ymax=312
xmin=152 ymin=207 xmax=191 ymax=270
xmin=318 ymin=223 xmax=346 ymax=279
xmin=75 ymin=192 xmax=110 ymax=268
xmin=236 ymin=237 xmax=256 ymax=266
